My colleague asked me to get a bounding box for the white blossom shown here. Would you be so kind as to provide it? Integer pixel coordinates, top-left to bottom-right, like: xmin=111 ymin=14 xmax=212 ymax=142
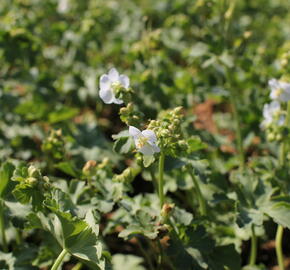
xmin=57 ymin=0 xmax=70 ymax=13
xmin=99 ymin=68 xmax=129 ymax=104
xmin=261 ymin=101 xmax=285 ymax=128
xmin=269 ymin=79 xmax=290 ymax=102
xmin=129 ymin=126 xmax=160 ymax=156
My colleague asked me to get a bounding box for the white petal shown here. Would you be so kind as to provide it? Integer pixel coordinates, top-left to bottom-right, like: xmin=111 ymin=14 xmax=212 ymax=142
xmin=99 ymin=88 xmax=114 ymax=104
xmin=129 ymin=126 xmax=141 ymax=138
xmin=141 ymin=129 xmax=157 ymax=143
xmin=280 ymin=92 xmax=290 ymax=102
xmin=100 ymin=74 xmax=111 ymax=91
xmin=278 ymin=115 xmax=285 ymax=126
xmin=268 ymin=79 xmax=279 ymax=90
xmin=119 ymin=74 xmax=130 ymax=89
xmin=112 ymin=97 xmax=124 ymax=105
xmin=270 ymin=101 xmax=280 ymax=111
xmin=280 ymin=81 xmax=290 ymax=90
xmin=150 ymin=143 xmax=160 ymax=153
xmin=139 ymin=144 xmax=155 ymax=156
xmin=108 ymin=68 xmax=119 ymax=82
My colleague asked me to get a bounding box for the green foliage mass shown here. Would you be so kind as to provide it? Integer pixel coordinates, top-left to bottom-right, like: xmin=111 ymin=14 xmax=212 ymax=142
xmin=0 ymin=0 xmax=290 ymax=269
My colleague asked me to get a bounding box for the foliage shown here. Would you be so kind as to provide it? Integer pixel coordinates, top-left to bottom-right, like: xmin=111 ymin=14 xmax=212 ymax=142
xmin=0 ymin=0 xmax=290 ymax=269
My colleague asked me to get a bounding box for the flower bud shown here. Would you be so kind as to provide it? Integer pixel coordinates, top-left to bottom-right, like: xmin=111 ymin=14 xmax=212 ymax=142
xmin=28 ymin=165 xmax=41 ymax=179
xmin=82 ymin=160 xmax=97 ymax=176
xmin=267 ymin=133 xmax=275 ymax=141
xmin=26 ymin=177 xmax=37 ymax=185
xmin=161 ymin=203 xmax=174 ymax=218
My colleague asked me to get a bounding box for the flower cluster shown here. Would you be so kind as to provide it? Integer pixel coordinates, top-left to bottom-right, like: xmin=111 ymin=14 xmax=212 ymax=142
xmin=147 ymin=107 xmax=188 ymax=157
xmin=99 ymin=68 xmax=160 ymax=157
xmin=41 ymin=129 xmax=65 ymax=160
xmin=99 ymin=69 xmax=202 ymax=159
xmin=262 ymin=78 xmax=290 ymax=141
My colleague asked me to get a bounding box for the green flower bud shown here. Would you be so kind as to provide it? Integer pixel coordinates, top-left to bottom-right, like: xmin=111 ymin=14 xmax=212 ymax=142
xmin=267 ymin=133 xmax=275 ymax=141
xmin=28 ymin=165 xmax=41 ymax=179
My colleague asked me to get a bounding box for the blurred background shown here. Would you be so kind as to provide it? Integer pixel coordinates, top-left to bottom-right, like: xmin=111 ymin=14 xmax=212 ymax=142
xmin=0 ymin=0 xmax=290 ymax=181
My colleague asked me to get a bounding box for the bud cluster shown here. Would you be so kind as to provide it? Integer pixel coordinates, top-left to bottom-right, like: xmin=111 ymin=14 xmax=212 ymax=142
xmin=147 ymin=107 xmax=188 ymax=156
xmin=82 ymin=158 xmax=113 ymax=186
xmin=113 ymin=167 xmax=140 ymax=183
xmin=114 ymin=83 xmax=133 ymax=104
xmin=41 ymin=129 xmax=65 ymax=160
xmin=12 ymin=165 xmax=49 ymax=188
xmin=119 ymin=103 xmax=144 ymax=126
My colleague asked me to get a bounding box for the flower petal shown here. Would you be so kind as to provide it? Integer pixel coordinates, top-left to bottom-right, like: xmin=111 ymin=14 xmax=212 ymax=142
xmin=100 ymin=74 xmax=111 ymax=91
xmin=278 ymin=115 xmax=285 ymax=126
xmin=108 ymin=68 xmax=119 ymax=82
xmin=112 ymin=97 xmax=124 ymax=105
xmin=129 ymin=126 xmax=141 ymax=138
xmin=270 ymin=100 xmax=280 ymax=111
xmin=142 ymin=129 xmax=157 ymax=143
xmin=268 ymin=79 xmax=279 ymax=90
xmin=139 ymin=144 xmax=155 ymax=156
xmin=151 ymin=143 xmax=160 ymax=153
xmin=99 ymin=88 xmax=114 ymax=104
xmin=119 ymin=74 xmax=130 ymax=89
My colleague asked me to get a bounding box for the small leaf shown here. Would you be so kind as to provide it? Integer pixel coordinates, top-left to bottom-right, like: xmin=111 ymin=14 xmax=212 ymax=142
xmin=143 ymin=155 xmax=155 ymax=168
xmin=0 ymin=162 xmax=15 ymax=199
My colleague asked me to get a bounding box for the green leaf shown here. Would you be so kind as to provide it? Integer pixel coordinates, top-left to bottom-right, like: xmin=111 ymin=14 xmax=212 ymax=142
xmin=27 ymin=211 xmax=107 ymax=269
xmin=172 ymin=207 xmax=193 ymax=226
xmin=12 ymin=183 xmax=44 ymax=210
xmin=143 ymin=155 xmax=155 ymax=168
xmin=0 ymin=162 xmax=15 ymax=199
xmin=48 ymin=106 xmax=79 ymax=124
xmin=55 ymin=161 xmax=78 ymax=178
xmin=112 ymin=132 xmax=133 ymax=154
xmin=112 ymin=254 xmax=145 ymax=270
xmin=263 ymin=199 xmax=290 ymax=229
xmin=207 ymin=244 xmax=241 ymax=270
xmin=187 ymin=136 xmax=207 ymax=153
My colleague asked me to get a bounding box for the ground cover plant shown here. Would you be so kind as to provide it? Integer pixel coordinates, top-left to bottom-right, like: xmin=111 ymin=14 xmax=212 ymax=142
xmin=1 ymin=0 xmax=290 ymax=269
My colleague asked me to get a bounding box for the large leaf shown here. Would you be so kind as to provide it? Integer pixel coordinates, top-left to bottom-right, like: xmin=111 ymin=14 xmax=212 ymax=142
xmin=27 ymin=210 xmax=108 ymax=269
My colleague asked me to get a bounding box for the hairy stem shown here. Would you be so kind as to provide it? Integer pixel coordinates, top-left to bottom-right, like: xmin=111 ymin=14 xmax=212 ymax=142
xmin=276 ymin=225 xmax=285 ymax=270
xmin=189 ymin=170 xmax=207 ymax=216
xmin=158 ymin=152 xmax=165 ymax=208
xmin=249 ymin=225 xmax=257 ymax=265
xmin=275 ymin=101 xmax=290 ymax=270
xmin=51 ymin=249 xmax=68 ymax=270
xmin=0 ymin=200 xmax=7 ymax=252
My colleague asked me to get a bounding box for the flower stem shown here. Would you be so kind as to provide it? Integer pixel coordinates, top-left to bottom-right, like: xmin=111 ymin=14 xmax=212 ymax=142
xmin=51 ymin=249 xmax=68 ymax=270
xmin=248 ymin=225 xmax=257 ymax=265
xmin=276 ymin=225 xmax=285 ymax=270
xmin=189 ymin=170 xmax=207 ymax=216
xmin=275 ymin=101 xmax=290 ymax=270
xmin=158 ymin=152 xmax=165 ymax=208
xmin=0 ymin=200 xmax=7 ymax=252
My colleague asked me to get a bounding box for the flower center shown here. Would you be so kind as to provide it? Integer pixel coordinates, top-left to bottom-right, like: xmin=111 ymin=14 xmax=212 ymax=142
xmin=136 ymin=136 xmax=149 ymax=149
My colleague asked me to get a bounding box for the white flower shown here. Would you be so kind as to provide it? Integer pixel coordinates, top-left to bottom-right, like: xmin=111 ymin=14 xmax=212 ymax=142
xmin=99 ymin=68 xmax=129 ymax=104
xmin=261 ymin=101 xmax=285 ymax=128
xmin=57 ymin=0 xmax=70 ymax=13
xmin=269 ymin=79 xmax=290 ymax=102
xmin=129 ymin=126 xmax=160 ymax=156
